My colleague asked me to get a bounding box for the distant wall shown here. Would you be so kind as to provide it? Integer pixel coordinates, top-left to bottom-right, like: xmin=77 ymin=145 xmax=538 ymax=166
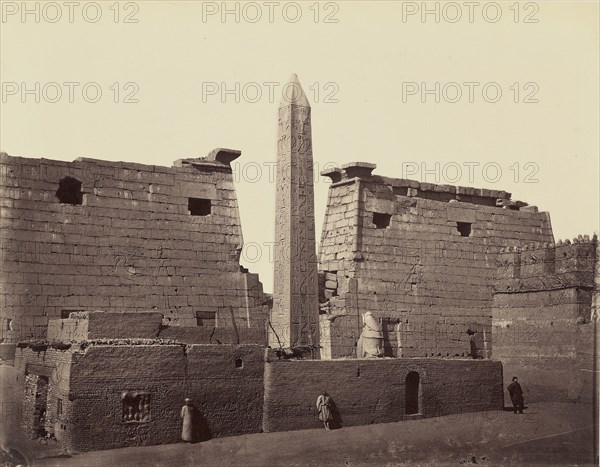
xmin=263 ymin=355 xmax=503 ymax=432
xmin=318 ymin=164 xmax=554 ymax=359
xmin=0 ymin=153 xmax=268 ymax=341
xmin=492 ymin=238 xmax=598 ymax=403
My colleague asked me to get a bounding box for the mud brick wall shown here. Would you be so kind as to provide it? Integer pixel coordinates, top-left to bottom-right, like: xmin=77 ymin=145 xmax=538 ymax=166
xmin=492 ymin=239 xmax=598 ymax=403
xmin=318 ymin=166 xmax=554 ymax=359
xmin=263 ymin=355 xmax=503 ymax=432
xmin=66 ymin=343 xmax=264 ymax=452
xmin=184 ymin=345 xmax=265 ymax=438
xmin=0 ymin=153 xmax=267 ymax=342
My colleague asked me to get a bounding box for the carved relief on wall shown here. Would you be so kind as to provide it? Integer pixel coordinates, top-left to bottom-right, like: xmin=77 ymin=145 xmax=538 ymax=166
xmin=121 ymin=391 xmax=151 ymax=422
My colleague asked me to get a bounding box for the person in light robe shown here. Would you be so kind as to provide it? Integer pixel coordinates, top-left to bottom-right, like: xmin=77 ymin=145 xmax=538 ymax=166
xmin=181 ymin=398 xmax=194 ymax=442
xmin=316 ymin=391 xmax=333 ymax=430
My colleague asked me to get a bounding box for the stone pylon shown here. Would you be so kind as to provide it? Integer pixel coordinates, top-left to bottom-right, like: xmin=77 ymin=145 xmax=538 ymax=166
xmin=269 ymin=74 xmax=320 ymax=352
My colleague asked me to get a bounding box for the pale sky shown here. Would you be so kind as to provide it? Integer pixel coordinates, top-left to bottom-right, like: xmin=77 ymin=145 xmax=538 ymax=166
xmin=1 ymin=1 xmax=598 ymax=292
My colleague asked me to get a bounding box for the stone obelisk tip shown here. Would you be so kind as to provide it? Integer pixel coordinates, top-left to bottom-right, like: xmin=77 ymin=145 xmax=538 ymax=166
xmin=279 ymin=73 xmax=310 ymax=108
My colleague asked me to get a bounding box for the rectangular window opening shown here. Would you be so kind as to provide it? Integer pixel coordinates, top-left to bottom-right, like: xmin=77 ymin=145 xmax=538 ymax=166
xmin=373 ymin=212 xmax=391 ymax=229
xmin=56 ymin=176 xmax=83 ymax=205
xmin=456 ymin=222 xmax=472 ymax=237
xmin=188 ymin=198 xmax=211 ymax=216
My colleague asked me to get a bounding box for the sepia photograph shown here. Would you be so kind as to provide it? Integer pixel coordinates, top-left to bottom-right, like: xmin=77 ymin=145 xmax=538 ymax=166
xmin=0 ymin=1 xmax=598 ymax=465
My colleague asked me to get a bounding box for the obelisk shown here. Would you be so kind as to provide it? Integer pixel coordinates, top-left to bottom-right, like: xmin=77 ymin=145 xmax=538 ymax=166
xmin=269 ymin=74 xmax=320 ymax=352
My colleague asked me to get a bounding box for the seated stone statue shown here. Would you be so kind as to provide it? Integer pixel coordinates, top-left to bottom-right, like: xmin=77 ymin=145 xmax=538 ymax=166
xmin=357 ymin=312 xmax=384 ymax=358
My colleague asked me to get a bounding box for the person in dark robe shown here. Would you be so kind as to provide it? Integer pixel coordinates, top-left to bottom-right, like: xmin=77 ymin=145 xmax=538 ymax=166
xmin=181 ymin=398 xmax=194 ymax=442
xmin=507 ymin=377 xmax=524 ymax=414
xmin=316 ymin=391 xmax=333 ymax=430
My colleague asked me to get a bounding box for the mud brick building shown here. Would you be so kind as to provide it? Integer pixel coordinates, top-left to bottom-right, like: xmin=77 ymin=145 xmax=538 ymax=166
xmin=318 ymin=163 xmax=554 ymax=360
xmin=0 ymin=309 xmax=504 ymax=452
xmin=9 ymin=311 xmax=503 ymax=452
xmin=12 ymin=312 xmax=266 ymax=451
xmin=0 ymin=150 xmax=269 ymax=342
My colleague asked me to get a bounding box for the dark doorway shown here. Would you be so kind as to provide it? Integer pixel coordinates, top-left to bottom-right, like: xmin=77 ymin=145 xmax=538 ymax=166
xmin=405 ymin=371 xmax=420 ymax=415
xmin=33 ymin=376 xmax=50 ymax=437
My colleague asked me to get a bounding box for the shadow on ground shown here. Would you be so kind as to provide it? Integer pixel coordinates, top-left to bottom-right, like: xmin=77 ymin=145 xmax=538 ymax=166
xmin=27 ymin=403 xmax=597 ymax=467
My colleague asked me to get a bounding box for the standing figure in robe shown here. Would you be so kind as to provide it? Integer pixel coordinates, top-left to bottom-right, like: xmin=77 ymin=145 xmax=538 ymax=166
xmin=316 ymin=391 xmax=333 ymax=430
xmin=181 ymin=398 xmax=194 ymax=442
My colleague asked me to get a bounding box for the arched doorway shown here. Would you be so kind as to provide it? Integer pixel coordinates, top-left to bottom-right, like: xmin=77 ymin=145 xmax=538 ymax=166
xmin=405 ymin=371 xmax=420 ymax=415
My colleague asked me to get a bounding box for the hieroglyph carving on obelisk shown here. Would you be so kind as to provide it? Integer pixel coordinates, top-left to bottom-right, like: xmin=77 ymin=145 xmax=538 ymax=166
xmin=269 ymin=74 xmax=320 ymax=350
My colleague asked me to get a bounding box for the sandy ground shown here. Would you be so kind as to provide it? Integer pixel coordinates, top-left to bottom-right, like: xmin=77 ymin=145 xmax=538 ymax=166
xmin=10 ymin=402 xmax=592 ymax=467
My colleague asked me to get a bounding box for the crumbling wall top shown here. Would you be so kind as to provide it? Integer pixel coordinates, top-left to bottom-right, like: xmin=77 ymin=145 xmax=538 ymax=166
xmin=495 ymin=234 xmax=597 ymax=293
xmin=320 ymin=160 xmax=533 ymax=209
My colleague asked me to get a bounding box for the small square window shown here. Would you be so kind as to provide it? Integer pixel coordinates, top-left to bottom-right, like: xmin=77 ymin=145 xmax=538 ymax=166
xmin=188 ymin=198 xmax=211 ymax=216
xmin=56 ymin=177 xmax=83 ymax=205
xmin=373 ymin=212 xmax=391 ymax=229
xmin=456 ymin=222 xmax=472 ymax=237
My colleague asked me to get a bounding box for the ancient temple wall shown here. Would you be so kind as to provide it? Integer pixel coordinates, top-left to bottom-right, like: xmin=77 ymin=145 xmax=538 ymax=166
xmin=158 ymin=324 xmax=267 ymax=344
xmin=319 ymin=167 xmax=555 ymax=359
xmin=492 ymin=238 xmax=597 ymax=403
xmin=263 ymin=356 xmax=503 ymax=432
xmin=0 ymin=153 xmax=267 ymax=342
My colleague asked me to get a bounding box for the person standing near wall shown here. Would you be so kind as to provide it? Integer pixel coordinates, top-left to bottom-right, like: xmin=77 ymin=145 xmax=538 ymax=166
xmin=181 ymin=398 xmax=194 ymax=442
xmin=507 ymin=377 xmax=525 ymax=414
xmin=316 ymin=391 xmax=333 ymax=430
